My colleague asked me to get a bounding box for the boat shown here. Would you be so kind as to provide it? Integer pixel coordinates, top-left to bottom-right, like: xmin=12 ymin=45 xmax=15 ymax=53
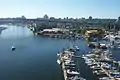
xmin=93 ymin=70 xmax=98 ymax=74
xmin=65 ymin=63 xmax=76 ymax=66
xmin=99 ymin=77 xmax=112 ymax=80
xmin=11 ymin=46 xmax=16 ymax=51
xmin=68 ymin=76 xmax=86 ymax=80
xmin=57 ymin=53 xmax=60 ymax=56
xmin=82 ymin=56 xmax=88 ymax=59
xmin=67 ymin=69 xmax=80 ymax=75
xmin=88 ymin=43 xmax=96 ymax=48
xmin=57 ymin=59 xmax=61 ymax=65
xmin=74 ymin=46 xmax=80 ymax=51
xmin=100 ymin=44 xmax=108 ymax=49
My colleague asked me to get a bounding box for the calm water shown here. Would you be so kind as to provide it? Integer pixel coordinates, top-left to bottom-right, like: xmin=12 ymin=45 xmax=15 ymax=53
xmin=1 ymin=25 xmax=118 ymax=80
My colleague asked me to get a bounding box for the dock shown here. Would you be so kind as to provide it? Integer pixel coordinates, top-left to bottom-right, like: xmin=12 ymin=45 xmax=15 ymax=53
xmin=57 ymin=48 xmax=86 ymax=80
xmin=62 ymin=61 xmax=67 ymax=80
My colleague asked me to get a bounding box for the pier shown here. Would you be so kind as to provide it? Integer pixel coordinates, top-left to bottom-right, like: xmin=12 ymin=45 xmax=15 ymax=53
xmin=57 ymin=48 xmax=86 ymax=80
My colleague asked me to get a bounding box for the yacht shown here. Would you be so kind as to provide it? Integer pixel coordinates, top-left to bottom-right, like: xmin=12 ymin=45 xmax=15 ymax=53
xmin=67 ymin=69 xmax=80 ymax=75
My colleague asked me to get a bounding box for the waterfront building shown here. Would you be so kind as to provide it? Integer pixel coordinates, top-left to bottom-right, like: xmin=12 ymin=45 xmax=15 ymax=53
xmin=85 ymin=30 xmax=98 ymax=38
xmin=85 ymin=29 xmax=103 ymax=38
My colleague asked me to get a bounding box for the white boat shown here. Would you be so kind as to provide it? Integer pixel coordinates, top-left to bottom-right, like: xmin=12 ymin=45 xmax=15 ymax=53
xmin=82 ymin=56 xmax=88 ymax=59
xmin=118 ymin=46 xmax=120 ymax=48
xmin=57 ymin=59 xmax=61 ymax=65
xmin=74 ymin=46 xmax=79 ymax=51
xmin=65 ymin=63 xmax=76 ymax=66
xmin=57 ymin=53 xmax=60 ymax=56
xmin=99 ymin=77 xmax=113 ymax=80
xmin=67 ymin=69 xmax=80 ymax=75
xmin=11 ymin=46 xmax=16 ymax=51
xmin=93 ymin=70 xmax=98 ymax=74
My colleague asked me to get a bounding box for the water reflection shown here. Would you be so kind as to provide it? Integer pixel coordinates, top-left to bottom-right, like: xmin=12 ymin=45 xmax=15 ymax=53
xmin=0 ymin=25 xmax=33 ymax=39
xmin=0 ymin=25 xmax=94 ymax=80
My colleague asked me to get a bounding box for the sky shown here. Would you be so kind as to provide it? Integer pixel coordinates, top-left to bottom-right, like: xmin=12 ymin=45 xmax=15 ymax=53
xmin=0 ymin=0 xmax=120 ymax=19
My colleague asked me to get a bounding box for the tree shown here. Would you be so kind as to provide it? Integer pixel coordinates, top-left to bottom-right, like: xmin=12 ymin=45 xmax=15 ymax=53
xmin=43 ymin=14 xmax=49 ymax=19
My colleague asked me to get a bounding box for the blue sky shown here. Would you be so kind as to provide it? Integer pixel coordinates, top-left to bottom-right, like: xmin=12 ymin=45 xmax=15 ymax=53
xmin=0 ymin=0 xmax=120 ymax=18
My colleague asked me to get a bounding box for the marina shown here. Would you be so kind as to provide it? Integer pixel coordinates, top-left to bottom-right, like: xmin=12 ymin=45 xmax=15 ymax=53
xmin=57 ymin=47 xmax=86 ymax=80
xmin=0 ymin=20 xmax=120 ymax=80
xmin=82 ymin=49 xmax=120 ymax=80
xmin=1 ymin=24 xmax=119 ymax=80
xmin=53 ymin=23 xmax=120 ymax=80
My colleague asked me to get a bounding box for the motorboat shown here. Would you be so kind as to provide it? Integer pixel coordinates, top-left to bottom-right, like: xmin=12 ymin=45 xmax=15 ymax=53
xmin=65 ymin=63 xmax=76 ymax=66
xmin=67 ymin=69 xmax=80 ymax=75
xmin=68 ymin=76 xmax=86 ymax=80
xmin=99 ymin=77 xmax=112 ymax=80
xmin=57 ymin=52 xmax=60 ymax=56
xmin=57 ymin=59 xmax=61 ymax=65
xmin=99 ymin=43 xmax=108 ymax=49
xmin=57 ymin=47 xmax=86 ymax=80
xmin=11 ymin=46 xmax=16 ymax=51
xmin=74 ymin=46 xmax=79 ymax=51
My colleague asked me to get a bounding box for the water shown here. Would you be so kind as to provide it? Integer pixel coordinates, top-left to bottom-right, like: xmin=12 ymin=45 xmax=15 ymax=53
xmin=0 ymin=25 xmax=98 ymax=80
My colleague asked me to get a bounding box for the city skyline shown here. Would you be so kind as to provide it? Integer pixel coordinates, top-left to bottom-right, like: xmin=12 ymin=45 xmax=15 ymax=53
xmin=0 ymin=0 xmax=120 ymax=19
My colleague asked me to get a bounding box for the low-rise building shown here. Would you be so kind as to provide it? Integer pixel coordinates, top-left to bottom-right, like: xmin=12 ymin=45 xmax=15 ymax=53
xmin=85 ymin=30 xmax=99 ymax=37
xmin=39 ymin=28 xmax=69 ymax=35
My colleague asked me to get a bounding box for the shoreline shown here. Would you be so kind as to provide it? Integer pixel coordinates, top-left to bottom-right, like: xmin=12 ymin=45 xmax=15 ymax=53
xmin=0 ymin=27 xmax=7 ymax=32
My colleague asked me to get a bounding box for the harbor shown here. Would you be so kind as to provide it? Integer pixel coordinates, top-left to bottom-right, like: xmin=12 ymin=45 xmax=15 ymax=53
xmin=56 ymin=45 xmax=120 ymax=80
xmin=0 ymin=0 xmax=120 ymax=79
xmin=0 ymin=16 xmax=120 ymax=80
xmin=0 ymin=24 xmax=120 ymax=80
